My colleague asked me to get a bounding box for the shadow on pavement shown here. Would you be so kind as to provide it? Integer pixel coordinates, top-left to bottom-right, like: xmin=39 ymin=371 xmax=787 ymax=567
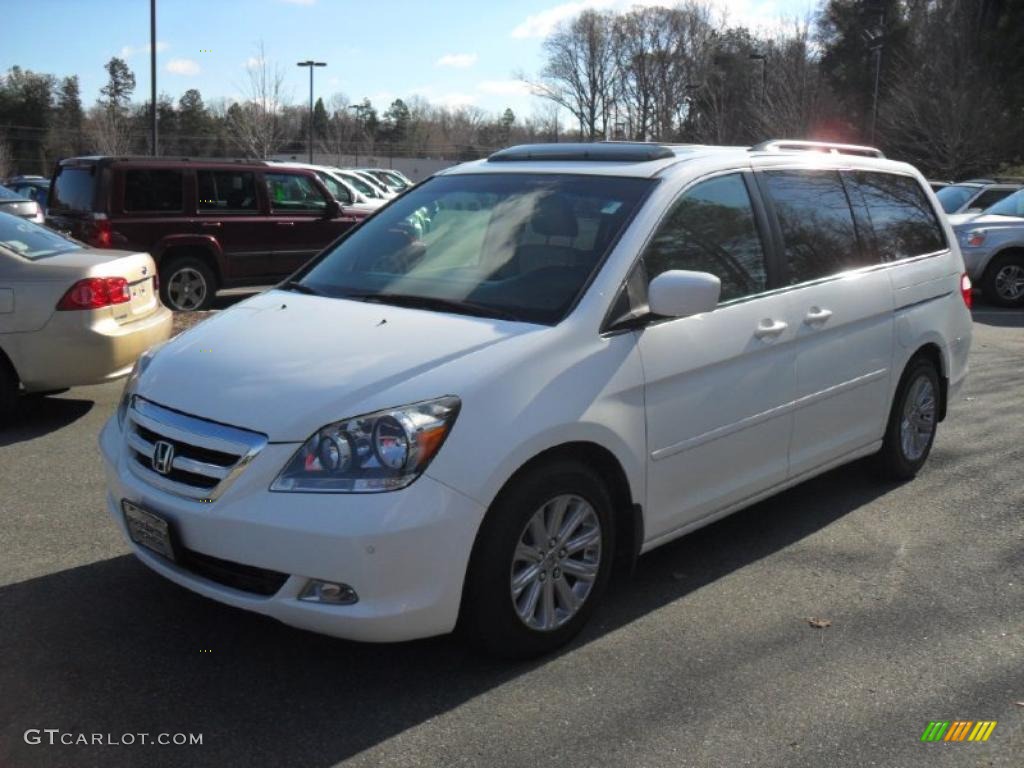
xmin=971 ymin=306 xmax=1024 ymax=327
xmin=0 ymin=460 xmax=899 ymax=768
xmin=0 ymin=396 xmax=93 ymax=447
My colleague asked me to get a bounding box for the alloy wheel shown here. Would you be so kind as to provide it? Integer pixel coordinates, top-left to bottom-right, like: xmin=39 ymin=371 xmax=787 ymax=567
xmin=167 ymin=267 xmax=208 ymax=311
xmin=899 ymin=374 xmax=936 ymax=462
xmin=994 ymin=264 xmax=1024 ymax=301
xmin=510 ymin=494 xmax=602 ymax=632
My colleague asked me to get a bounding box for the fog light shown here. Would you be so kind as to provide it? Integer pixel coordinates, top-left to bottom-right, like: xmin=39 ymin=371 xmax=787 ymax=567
xmin=299 ymin=579 xmax=358 ymax=605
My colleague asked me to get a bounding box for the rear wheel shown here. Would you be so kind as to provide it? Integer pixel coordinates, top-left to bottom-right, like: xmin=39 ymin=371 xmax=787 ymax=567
xmin=160 ymin=256 xmax=217 ymax=311
xmin=0 ymin=354 xmax=20 ymax=424
xmin=459 ymin=460 xmax=615 ymax=659
xmin=874 ymin=357 xmax=940 ymax=480
xmin=981 ymin=252 xmax=1024 ymax=307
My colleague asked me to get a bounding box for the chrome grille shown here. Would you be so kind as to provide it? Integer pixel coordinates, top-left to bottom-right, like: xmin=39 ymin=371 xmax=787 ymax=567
xmin=125 ymin=397 xmax=267 ymax=501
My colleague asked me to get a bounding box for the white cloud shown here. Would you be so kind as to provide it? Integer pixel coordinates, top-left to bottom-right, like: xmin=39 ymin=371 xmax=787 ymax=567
xmin=511 ymin=0 xmax=786 ymax=39
xmin=476 ymin=80 xmax=534 ymax=96
xmin=166 ymin=58 xmax=201 ymax=76
xmin=406 ymin=85 xmax=477 ymax=108
xmin=435 ymin=53 xmax=478 ymax=68
xmin=120 ymin=41 xmax=169 ymax=58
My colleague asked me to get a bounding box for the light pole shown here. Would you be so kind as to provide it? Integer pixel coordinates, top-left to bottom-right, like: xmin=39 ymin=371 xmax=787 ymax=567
xmin=297 ymin=60 xmax=326 ymax=163
xmin=150 ymin=0 xmax=157 ymax=155
xmin=749 ymin=52 xmax=767 ymax=105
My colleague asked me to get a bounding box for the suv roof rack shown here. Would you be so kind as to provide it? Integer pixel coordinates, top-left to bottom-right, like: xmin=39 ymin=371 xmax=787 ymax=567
xmin=751 ymin=139 xmax=885 ymax=159
xmin=488 ymin=143 xmax=676 ymax=163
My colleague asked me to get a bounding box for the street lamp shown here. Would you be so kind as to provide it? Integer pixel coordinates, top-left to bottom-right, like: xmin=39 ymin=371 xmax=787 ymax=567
xmin=297 ymin=60 xmax=327 ymax=163
xmin=749 ymin=52 xmax=767 ymax=104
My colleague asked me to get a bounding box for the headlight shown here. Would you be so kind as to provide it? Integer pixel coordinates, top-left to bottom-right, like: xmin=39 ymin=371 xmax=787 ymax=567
xmin=116 ymin=343 xmax=163 ymax=428
xmin=963 ymin=229 xmax=987 ymax=247
xmin=270 ymin=396 xmax=460 ymax=493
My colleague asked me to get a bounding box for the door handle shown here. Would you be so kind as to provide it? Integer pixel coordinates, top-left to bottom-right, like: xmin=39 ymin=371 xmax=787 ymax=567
xmin=276 ymin=221 xmax=295 ymax=227
xmin=754 ymin=319 xmax=788 ymax=339
xmin=804 ymin=306 xmax=833 ymax=324
xmin=200 ymin=221 xmax=221 ymax=228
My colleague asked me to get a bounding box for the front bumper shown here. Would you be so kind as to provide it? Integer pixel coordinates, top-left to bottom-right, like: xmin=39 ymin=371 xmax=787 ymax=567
xmin=16 ymin=306 xmax=172 ymax=391
xmin=99 ymin=414 xmax=486 ymax=643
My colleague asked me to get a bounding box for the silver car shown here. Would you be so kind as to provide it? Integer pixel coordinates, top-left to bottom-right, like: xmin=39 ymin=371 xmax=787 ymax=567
xmin=936 ymin=180 xmax=1021 ymax=215
xmin=949 ymin=189 xmax=1024 ymax=306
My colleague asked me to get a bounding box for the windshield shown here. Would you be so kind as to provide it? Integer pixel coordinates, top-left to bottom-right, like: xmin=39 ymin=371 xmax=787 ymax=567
xmin=339 ymin=172 xmax=380 ymax=198
xmin=983 ymin=188 xmax=1024 ymax=218
xmin=295 ymin=173 xmax=654 ymax=325
xmin=935 ymin=185 xmax=978 ymax=213
xmin=0 ymin=211 xmax=81 ymax=259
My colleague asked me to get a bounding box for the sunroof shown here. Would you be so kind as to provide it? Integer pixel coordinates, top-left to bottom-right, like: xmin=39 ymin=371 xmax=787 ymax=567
xmin=488 ymin=143 xmax=676 ymax=163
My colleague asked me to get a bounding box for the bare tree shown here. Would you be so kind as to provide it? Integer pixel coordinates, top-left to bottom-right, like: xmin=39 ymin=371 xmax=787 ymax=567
xmin=87 ymin=104 xmax=134 ymax=154
xmin=0 ymin=137 xmax=13 ymax=178
xmin=530 ymin=10 xmax=617 ymax=139
xmin=227 ymin=42 xmax=290 ymax=158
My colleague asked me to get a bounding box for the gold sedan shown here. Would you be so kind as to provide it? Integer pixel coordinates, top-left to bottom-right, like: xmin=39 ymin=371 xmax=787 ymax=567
xmin=0 ymin=212 xmax=172 ymax=421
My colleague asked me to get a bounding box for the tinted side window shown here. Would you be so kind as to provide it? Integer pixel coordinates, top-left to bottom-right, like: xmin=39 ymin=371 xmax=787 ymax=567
xmin=51 ymin=166 xmax=96 ymax=212
xmin=970 ymin=188 xmax=1012 ymax=211
xmin=266 ymin=173 xmax=328 ymax=213
xmin=763 ymin=170 xmax=863 ymax=284
xmin=197 ymin=170 xmax=258 ymax=213
xmin=123 ymin=169 xmax=184 ymax=212
xmin=643 ymin=173 xmax=767 ymax=302
xmin=845 ymin=172 xmax=946 ymax=262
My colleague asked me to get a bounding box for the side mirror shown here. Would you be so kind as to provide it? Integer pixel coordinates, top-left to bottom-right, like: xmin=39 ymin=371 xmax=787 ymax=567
xmin=648 ymin=270 xmax=721 ymax=319
xmin=324 ymin=199 xmax=341 ymax=219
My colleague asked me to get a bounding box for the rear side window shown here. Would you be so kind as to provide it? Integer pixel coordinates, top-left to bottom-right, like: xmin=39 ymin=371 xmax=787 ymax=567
xmin=265 ymin=173 xmax=328 ymax=213
xmin=970 ymin=188 xmax=1013 ymax=211
xmin=50 ymin=166 xmax=96 ymax=212
xmin=763 ymin=170 xmax=863 ymax=284
xmin=197 ymin=170 xmax=258 ymax=213
xmin=845 ymin=172 xmax=946 ymax=262
xmin=643 ymin=173 xmax=767 ymax=302
xmin=123 ymin=169 xmax=184 ymax=213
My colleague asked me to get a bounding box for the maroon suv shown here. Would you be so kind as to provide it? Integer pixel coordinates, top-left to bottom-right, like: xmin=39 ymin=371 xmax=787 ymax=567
xmin=45 ymin=157 xmax=370 ymax=310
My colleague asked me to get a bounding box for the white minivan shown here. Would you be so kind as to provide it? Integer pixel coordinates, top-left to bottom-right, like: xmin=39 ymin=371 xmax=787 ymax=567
xmin=100 ymin=140 xmax=973 ymax=658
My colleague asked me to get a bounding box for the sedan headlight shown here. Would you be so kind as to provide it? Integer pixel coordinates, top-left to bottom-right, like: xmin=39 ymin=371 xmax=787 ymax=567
xmin=271 ymin=396 xmax=460 ymax=493
xmin=116 ymin=343 xmax=163 ymax=428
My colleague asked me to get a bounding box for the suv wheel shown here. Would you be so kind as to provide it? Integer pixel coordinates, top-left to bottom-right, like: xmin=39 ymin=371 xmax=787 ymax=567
xmin=874 ymin=357 xmax=940 ymax=480
xmin=982 ymin=252 xmax=1024 ymax=307
xmin=161 ymin=256 xmax=216 ymax=311
xmin=460 ymin=459 xmax=615 ymax=659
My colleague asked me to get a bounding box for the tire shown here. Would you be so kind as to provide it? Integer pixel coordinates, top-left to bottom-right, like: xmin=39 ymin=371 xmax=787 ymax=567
xmin=874 ymin=357 xmax=941 ymax=480
xmin=0 ymin=354 xmax=20 ymax=425
xmin=981 ymin=252 xmax=1024 ymax=308
xmin=160 ymin=256 xmax=217 ymax=311
xmin=459 ymin=459 xmax=616 ymax=659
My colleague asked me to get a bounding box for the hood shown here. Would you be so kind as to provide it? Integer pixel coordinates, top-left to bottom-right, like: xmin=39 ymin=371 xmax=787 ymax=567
xmin=946 ymin=213 xmax=980 ymax=228
xmin=949 ymin=213 xmax=1024 ymax=231
xmin=137 ymin=290 xmax=537 ymax=440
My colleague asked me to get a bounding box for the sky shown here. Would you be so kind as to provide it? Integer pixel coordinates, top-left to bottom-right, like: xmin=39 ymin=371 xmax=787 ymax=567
xmin=1 ymin=0 xmax=814 ymax=119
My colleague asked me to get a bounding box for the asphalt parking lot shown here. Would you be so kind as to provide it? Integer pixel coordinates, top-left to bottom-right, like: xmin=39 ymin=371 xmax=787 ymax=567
xmin=0 ymin=308 xmax=1021 ymax=768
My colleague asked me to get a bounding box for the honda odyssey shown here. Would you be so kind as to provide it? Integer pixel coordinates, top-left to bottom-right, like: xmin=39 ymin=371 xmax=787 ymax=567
xmin=99 ymin=140 xmax=972 ymax=658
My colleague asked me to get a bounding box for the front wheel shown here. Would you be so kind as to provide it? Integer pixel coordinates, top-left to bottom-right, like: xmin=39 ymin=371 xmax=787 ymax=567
xmin=981 ymin=252 xmax=1024 ymax=307
xmin=459 ymin=460 xmax=615 ymax=659
xmin=874 ymin=357 xmax=941 ymax=480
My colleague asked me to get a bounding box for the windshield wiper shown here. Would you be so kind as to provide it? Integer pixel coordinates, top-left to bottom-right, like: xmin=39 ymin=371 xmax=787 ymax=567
xmin=344 ymin=292 xmax=522 ymax=321
xmin=279 ymin=280 xmax=324 ymax=296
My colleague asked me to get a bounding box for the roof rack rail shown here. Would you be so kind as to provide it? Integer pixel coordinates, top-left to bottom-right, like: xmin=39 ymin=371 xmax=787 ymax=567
xmin=488 ymin=142 xmax=676 ymax=163
xmin=751 ymin=139 xmax=885 ymax=159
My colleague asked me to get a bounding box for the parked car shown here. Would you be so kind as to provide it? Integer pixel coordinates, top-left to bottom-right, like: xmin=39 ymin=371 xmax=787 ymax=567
xmin=0 ymin=185 xmax=45 ymax=224
xmin=5 ymin=177 xmax=50 ymax=213
xmin=935 ymin=180 xmax=1021 ymax=214
xmin=360 ymin=168 xmax=409 ymax=192
xmin=333 ymin=169 xmax=390 ymax=203
xmin=100 ymin=140 xmax=971 ymax=658
xmin=45 ymin=157 xmax=371 ymax=311
xmin=949 ymin=187 xmax=1024 ymax=306
xmin=0 ymin=211 xmax=171 ymax=420
xmin=268 ymin=161 xmax=386 ymax=212
xmin=349 ymin=169 xmax=397 ymax=199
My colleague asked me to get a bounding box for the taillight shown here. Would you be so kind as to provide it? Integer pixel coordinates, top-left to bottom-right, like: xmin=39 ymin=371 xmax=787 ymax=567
xmin=91 ymin=218 xmax=113 ymax=248
xmin=960 ymin=272 xmax=973 ymax=309
xmin=56 ymin=277 xmax=131 ymax=310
